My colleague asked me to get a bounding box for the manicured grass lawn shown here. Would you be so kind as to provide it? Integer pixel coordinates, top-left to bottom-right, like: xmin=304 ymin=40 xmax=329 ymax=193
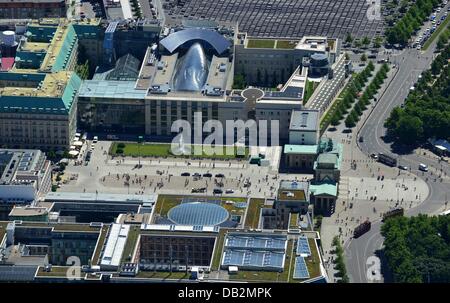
xmin=91 ymin=226 xmax=109 ymax=265
xmin=304 ymin=80 xmax=318 ymax=104
xmin=36 ymin=266 xmax=76 ymax=277
xmin=423 ymin=17 xmax=450 ymax=50
xmin=244 ymin=198 xmax=265 ymax=229
xmin=211 ymin=228 xmax=228 ymax=271
xmin=289 ymin=238 xmax=321 ymax=282
xmin=276 ymin=40 xmax=298 ymax=49
xmin=111 ymin=142 xmax=248 ymax=160
xmin=289 ymin=213 xmax=299 ymax=229
xmin=121 ymin=225 xmax=140 ymax=263
xmin=247 ymin=39 xmax=275 ymax=48
xmin=136 ymin=271 xmax=189 ymax=280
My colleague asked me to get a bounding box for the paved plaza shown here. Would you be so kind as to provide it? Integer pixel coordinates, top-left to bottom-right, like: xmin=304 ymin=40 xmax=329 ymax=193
xmin=162 ymin=0 xmax=384 ymax=39
xmin=59 ymin=141 xmax=310 ymax=199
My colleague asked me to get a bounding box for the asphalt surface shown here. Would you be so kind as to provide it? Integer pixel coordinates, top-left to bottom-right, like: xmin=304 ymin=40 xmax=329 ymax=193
xmin=345 ymin=33 xmax=450 ymax=282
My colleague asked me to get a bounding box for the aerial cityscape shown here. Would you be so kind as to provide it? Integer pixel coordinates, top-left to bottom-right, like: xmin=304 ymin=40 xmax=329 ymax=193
xmin=0 ymin=0 xmax=449 ymax=290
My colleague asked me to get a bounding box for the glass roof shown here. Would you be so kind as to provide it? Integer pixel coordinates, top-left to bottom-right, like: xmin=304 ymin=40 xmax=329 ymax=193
xmin=160 ymin=28 xmax=231 ymax=54
xmin=168 ymin=202 xmax=229 ymax=226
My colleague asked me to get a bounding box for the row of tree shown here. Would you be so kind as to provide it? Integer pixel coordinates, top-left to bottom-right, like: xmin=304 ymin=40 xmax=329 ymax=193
xmin=331 ymin=236 xmax=349 ymax=283
xmin=381 ymin=214 xmax=450 ymax=282
xmin=386 ymin=0 xmax=442 ymax=45
xmin=437 ymin=26 xmax=450 ymax=50
xmin=385 ymin=42 xmax=450 ymax=144
xmin=344 ymin=63 xmax=390 ymax=128
xmin=324 ymin=61 xmax=375 ymax=129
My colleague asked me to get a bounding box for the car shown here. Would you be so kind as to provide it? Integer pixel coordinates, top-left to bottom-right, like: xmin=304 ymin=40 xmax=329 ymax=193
xmin=213 ymin=188 xmax=223 ymax=195
xmin=215 ymin=173 xmax=225 ymax=178
xmin=398 ymin=165 xmax=408 ymax=170
xmin=192 ymin=173 xmax=201 ymax=178
xmin=225 ymin=189 xmax=234 ymax=194
xmin=419 ymin=163 xmax=429 ymax=172
xmin=181 ymin=172 xmax=190 ymax=177
xmin=202 ymin=173 xmax=212 ymax=178
xmin=359 ymin=136 xmax=364 ymax=143
xmin=93 ymin=136 xmax=98 ymax=143
xmin=370 ymin=153 xmax=378 ymax=160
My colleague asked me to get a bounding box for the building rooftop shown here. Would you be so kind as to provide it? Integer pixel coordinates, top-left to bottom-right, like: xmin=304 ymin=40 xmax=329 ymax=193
xmin=284 ymin=144 xmax=318 ymax=155
xmin=290 ymin=109 xmax=319 ymax=132
xmin=9 ymin=206 xmax=49 ymax=217
xmin=309 ymin=183 xmax=338 ymax=197
xmin=44 ymin=191 xmax=157 ymax=205
xmin=100 ymin=224 xmax=130 ymax=268
xmin=278 ymin=181 xmax=309 ymax=201
xmin=78 ymin=80 xmax=148 ymax=100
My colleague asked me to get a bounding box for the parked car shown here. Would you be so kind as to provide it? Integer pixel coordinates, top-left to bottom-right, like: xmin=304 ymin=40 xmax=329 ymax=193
xmin=213 ymin=188 xmax=223 ymax=195
xmin=215 ymin=173 xmax=225 ymax=178
xmin=225 ymin=189 xmax=234 ymax=194
xmin=202 ymin=173 xmax=212 ymax=178
xmin=181 ymin=172 xmax=190 ymax=177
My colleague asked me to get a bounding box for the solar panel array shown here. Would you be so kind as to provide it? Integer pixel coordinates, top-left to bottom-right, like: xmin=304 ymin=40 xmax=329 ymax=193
xmin=221 ymin=233 xmax=287 ymax=270
xmin=296 ymin=236 xmax=311 ymax=256
xmin=293 ymin=257 xmax=310 ymax=279
xmin=226 ymin=235 xmax=286 ymax=250
xmin=222 ymin=250 xmax=284 ymax=269
xmin=0 ymin=266 xmax=37 ymax=281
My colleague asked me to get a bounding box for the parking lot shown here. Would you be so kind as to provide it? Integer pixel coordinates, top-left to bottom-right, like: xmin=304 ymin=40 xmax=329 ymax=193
xmin=162 ymin=0 xmax=384 ymax=38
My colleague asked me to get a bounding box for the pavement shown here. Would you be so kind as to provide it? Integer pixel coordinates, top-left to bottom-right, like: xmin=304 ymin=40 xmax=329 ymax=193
xmin=342 ymin=24 xmax=450 ymax=282
xmin=59 ymin=141 xmax=311 ymax=199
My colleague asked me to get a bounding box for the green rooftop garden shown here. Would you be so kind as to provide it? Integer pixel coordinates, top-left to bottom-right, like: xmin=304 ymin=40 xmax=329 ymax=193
xmin=0 ymin=222 xmax=8 ymax=243
xmin=275 ymin=40 xmax=298 ymax=49
xmin=135 ymin=271 xmax=189 ymax=280
xmin=244 ymin=198 xmax=265 ymax=229
xmin=111 ymin=142 xmax=249 ymax=160
xmin=91 ymin=225 xmax=110 ymax=265
xmin=121 ymin=225 xmax=140 ymax=263
xmin=211 ymin=228 xmax=228 ymax=271
xmin=36 ymin=266 xmax=77 ymax=278
xmin=247 ymin=39 xmax=276 ymax=49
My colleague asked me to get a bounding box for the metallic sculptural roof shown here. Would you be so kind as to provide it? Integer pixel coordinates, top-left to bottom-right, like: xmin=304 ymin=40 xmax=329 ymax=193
xmin=160 ymin=28 xmax=231 ymax=54
xmin=172 ymin=42 xmax=209 ymax=91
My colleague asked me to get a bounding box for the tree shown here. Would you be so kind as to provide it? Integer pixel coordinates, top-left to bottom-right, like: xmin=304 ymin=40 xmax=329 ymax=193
xmin=345 ymin=114 xmax=356 ymax=128
xmin=233 ymin=73 xmax=246 ymax=89
xmin=395 ymin=115 xmax=424 ymax=144
xmin=362 ymin=36 xmax=370 ymax=48
xmin=345 ymin=32 xmax=353 ymax=45
xmin=330 ymin=114 xmax=341 ymax=127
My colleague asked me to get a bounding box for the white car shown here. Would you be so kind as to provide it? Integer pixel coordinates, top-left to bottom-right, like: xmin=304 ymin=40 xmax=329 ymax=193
xmin=93 ymin=136 xmax=98 ymax=143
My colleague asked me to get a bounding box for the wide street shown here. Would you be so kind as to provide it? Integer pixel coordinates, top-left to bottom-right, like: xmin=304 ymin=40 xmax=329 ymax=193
xmin=344 ymin=29 xmax=450 ymax=282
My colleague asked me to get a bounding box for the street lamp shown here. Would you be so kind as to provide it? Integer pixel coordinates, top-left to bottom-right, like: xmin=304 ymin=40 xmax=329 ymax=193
xmin=138 ymin=135 xmax=144 ymax=168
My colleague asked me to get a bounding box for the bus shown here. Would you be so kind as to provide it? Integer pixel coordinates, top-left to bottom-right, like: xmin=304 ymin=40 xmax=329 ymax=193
xmin=378 ymin=153 xmax=397 ymax=167
xmin=382 ymin=207 xmax=404 ymax=222
xmin=354 ymin=220 xmax=371 ymax=238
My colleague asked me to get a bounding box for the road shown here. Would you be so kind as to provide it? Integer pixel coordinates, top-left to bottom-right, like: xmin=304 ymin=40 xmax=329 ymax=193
xmin=345 ymin=28 xmax=450 ymax=282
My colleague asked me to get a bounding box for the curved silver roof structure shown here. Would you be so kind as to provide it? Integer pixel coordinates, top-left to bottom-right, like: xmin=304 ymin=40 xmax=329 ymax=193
xmin=160 ymin=28 xmax=231 ymax=54
xmin=172 ymin=42 xmax=209 ymax=91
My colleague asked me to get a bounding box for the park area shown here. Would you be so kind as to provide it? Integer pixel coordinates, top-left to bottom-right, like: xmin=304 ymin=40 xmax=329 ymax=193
xmin=110 ymin=142 xmax=249 ymax=160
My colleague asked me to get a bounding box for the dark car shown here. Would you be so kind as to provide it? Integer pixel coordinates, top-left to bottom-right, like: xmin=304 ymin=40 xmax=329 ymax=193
xmin=215 ymin=173 xmax=225 ymax=178
xmin=398 ymin=165 xmax=408 ymax=170
xmin=203 ymin=173 xmax=213 ymax=178
xmin=192 ymin=173 xmax=202 ymax=178
xmin=359 ymin=136 xmax=364 ymax=143
xmin=181 ymin=172 xmax=190 ymax=177
xmin=213 ymin=188 xmax=223 ymax=195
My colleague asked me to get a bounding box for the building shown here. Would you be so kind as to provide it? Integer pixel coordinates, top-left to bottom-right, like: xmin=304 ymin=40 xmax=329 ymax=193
xmin=276 ymin=180 xmax=310 ymax=214
xmin=0 ymin=19 xmax=82 ymax=150
xmin=234 ymin=34 xmax=339 ymax=86
xmin=100 ymin=223 xmax=130 ymax=271
xmin=138 ymin=224 xmax=218 ymax=271
xmin=0 ymin=0 xmax=67 ymax=19
xmin=42 ymin=192 xmax=156 ymax=223
xmin=314 ymin=138 xmax=342 ymax=183
xmin=309 ymin=183 xmax=337 ymax=215
xmin=3 ymin=221 xmax=103 ymax=266
xmin=9 ymin=206 xmax=49 ymax=222
xmin=0 ymin=149 xmax=51 ymax=219
xmin=220 ymin=232 xmax=287 ymax=272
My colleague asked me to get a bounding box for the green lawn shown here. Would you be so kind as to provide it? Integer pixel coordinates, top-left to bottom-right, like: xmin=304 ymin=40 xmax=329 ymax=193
xmin=304 ymin=80 xmax=318 ymax=104
xmin=111 ymin=142 xmax=248 ymax=160
xmin=36 ymin=266 xmax=76 ymax=277
xmin=121 ymin=225 xmax=140 ymax=263
xmin=289 ymin=238 xmax=322 ymax=282
xmin=422 ymin=17 xmax=450 ymax=50
xmin=135 ymin=271 xmax=189 ymax=280
xmin=91 ymin=226 xmax=109 ymax=265
xmin=276 ymin=40 xmax=298 ymax=49
xmin=211 ymin=228 xmax=228 ymax=271
xmin=244 ymin=198 xmax=265 ymax=229
xmin=289 ymin=213 xmax=299 ymax=229
xmin=247 ymin=39 xmax=275 ymax=48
